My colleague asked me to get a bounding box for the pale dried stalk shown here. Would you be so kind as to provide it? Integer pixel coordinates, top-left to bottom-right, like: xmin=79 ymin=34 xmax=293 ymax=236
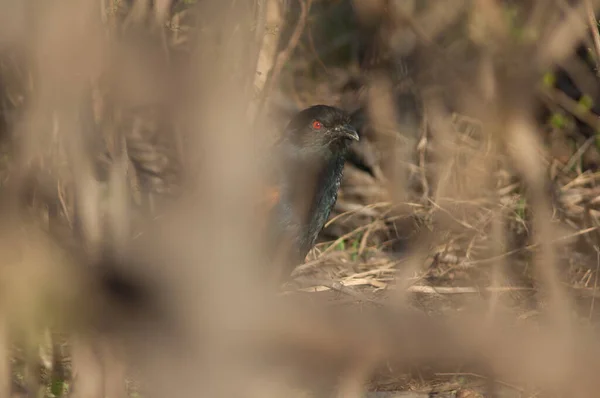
xmin=506 ymin=117 xmax=572 ymax=326
xmin=584 ymin=0 xmax=600 ymax=72
xmin=0 ymin=320 xmax=8 ymax=398
xmin=252 ymin=0 xmax=283 ymax=108
xmin=153 ymin=0 xmax=173 ymax=22
xmin=252 ymin=0 xmax=312 ymax=124
xmin=536 ymin=1 xmax=590 ymax=67
xmin=70 ymin=337 xmax=104 ymax=398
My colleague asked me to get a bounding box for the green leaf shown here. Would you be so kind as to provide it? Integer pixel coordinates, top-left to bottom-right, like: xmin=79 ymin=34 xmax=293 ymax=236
xmin=549 ymin=112 xmax=566 ymax=129
xmin=516 ymin=197 xmax=527 ymax=220
xmin=579 ymin=94 xmax=594 ymax=112
xmin=50 ymin=379 xmax=68 ymax=397
xmin=542 ymin=71 xmax=556 ymax=88
xmin=351 ymin=239 xmax=359 ymax=261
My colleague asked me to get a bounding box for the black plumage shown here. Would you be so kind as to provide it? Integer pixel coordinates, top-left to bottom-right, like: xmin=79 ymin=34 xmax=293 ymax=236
xmin=267 ymin=105 xmax=359 ymax=273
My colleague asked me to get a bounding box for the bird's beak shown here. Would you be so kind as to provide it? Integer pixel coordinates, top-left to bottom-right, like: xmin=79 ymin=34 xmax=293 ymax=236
xmin=339 ymin=124 xmax=360 ymax=142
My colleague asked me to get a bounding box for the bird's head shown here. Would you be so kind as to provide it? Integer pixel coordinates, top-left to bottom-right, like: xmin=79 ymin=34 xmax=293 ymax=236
xmin=282 ymin=105 xmax=359 ymax=155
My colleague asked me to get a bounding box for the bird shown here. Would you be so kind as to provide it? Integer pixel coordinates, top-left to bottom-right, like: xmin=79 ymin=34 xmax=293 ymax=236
xmin=263 ymin=104 xmax=359 ymax=277
xmin=86 ymin=105 xmax=359 ymax=294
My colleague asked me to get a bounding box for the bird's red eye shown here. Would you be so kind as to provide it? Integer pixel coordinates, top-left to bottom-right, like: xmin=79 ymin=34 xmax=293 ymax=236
xmin=312 ymin=120 xmax=323 ymax=130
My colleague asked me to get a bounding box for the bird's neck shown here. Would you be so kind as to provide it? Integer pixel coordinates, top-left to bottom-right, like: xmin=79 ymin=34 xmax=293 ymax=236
xmin=284 ymin=153 xmax=344 ymax=203
xmin=282 ymin=153 xmax=346 ymax=254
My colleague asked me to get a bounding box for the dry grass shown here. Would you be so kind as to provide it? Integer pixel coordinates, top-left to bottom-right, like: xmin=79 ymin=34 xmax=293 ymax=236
xmin=1 ymin=0 xmax=600 ymax=397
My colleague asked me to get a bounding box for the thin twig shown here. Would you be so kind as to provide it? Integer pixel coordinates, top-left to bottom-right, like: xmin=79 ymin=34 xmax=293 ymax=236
xmin=589 ymin=246 xmax=600 ymax=320
xmin=467 ymin=226 xmax=598 ymax=266
xmin=585 ymin=0 xmax=600 ymax=73
xmin=406 ymin=285 xmax=533 ymax=295
xmin=252 ymin=0 xmax=312 ymax=126
xmin=539 ymin=85 xmax=600 ymax=132
xmin=307 ymin=20 xmax=329 ymax=73
xmin=292 ymin=277 xmax=385 ymax=302
xmin=434 ymin=372 xmax=525 ymax=393
xmin=290 ymin=280 xmax=534 ymax=295
xmin=563 ymin=136 xmax=595 ymax=173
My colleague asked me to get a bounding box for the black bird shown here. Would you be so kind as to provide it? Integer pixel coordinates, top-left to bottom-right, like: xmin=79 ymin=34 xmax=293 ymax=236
xmin=264 ymin=105 xmax=359 ymax=275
